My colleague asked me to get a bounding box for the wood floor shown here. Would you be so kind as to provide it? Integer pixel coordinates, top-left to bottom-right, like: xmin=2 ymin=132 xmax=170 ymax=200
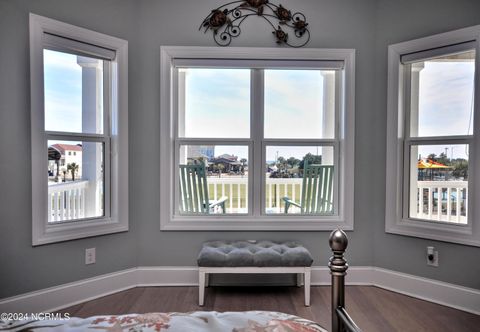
xmin=57 ymin=286 xmax=480 ymax=332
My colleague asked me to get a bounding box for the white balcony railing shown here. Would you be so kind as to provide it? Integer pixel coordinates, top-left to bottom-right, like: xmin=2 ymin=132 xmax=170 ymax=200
xmin=48 ymin=180 xmax=89 ymax=222
xmin=413 ymin=181 xmax=468 ymax=224
xmin=207 ymin=177 xmax=303 ymax=214
xmin=207 ymin=177 xmax=468 ymax=223
xmin=47 ymin=178 xmax=468 ymax=224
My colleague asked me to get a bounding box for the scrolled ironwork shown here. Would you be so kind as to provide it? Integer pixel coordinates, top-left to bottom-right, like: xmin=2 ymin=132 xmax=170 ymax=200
xmin=200 ymin=0 xmax=310 ymax=48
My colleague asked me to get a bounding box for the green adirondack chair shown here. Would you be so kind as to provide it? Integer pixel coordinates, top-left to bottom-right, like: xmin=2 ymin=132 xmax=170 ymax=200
xmin=282 ymin=164 xmax=334 ymax=214
xmin=179 ymin=161 xmax=228 ymax=214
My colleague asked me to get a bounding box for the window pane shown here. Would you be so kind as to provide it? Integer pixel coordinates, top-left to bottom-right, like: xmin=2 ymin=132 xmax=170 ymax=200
xmin=409 ymin=144 xmax=468 ymax=224
xmin=48 ymin=140 xmax=104 ymax=222
xmin=178 ymin=68 xmax=250 ymax=138
xmin=265 ymin=146 xmax=334 ymax=214
xmin=264 ymin=70 xmax=335 ymax=139
xmin=409 ymin=50 xmax=475 ymax=137
xmin=44 ymin=49 xmax=104 ymax=134
xmin=178 ymin=145 xmax=248 ymax=214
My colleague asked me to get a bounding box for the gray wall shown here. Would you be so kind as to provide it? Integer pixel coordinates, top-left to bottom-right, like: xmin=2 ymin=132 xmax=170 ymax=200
xmin=0 ymin=0 xmax=479 ymax=299
xmin=372 ymin=0 xmax=480 ymax=290
xmin=135 ymin=0 xmax=377 ymax=272
xmin=0 ymin=0 xmax=140 ymax=299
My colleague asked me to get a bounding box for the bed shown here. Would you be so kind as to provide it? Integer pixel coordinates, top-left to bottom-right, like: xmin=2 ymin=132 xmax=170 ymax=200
xmin=0 ymin=229 xmax=360 ymax=332
xmin=0 ymin=311 xmax=327 ymax=331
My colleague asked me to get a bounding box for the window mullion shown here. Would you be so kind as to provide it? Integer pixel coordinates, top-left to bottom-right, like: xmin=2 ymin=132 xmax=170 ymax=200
xmin=469 ymin=38 xmax=480 ymax=230
xmin=251 ymin=69 xmax=264 ymax=217
xmin=103 ymin=61 xmax=111 ymax=139
xmin=176 ymin=138 xmax=252 ymax=145
xmin=45 ymin=132 xmax=108 ymax=143
xmin=406 ymin=136 xmax=473 ymax=144
xmin=334 ymin=70 xmax=342 ymax=216
xmin=402 ymin=64 xmax=413 ymax=220
xmin=262 ymin=139 xmax=337 ymax=145
xmin=403 ymin=64 xmax=412 ymax=140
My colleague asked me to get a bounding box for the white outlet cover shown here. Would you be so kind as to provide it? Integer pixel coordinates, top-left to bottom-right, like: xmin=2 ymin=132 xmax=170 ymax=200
xmin=85 ymin=248 xmax=96 ymax=265
xmin=427 ymin=250 xmax=439 ymax=267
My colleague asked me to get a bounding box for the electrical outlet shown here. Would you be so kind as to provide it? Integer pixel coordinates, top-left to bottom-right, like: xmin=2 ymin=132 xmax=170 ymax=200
xmin=85 ymin=248 xmax=96 ymax=265
xmin=426 ymin=246 xmax=438 ymax=267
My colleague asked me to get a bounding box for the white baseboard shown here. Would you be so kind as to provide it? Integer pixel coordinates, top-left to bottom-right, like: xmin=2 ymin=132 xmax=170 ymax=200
xmin=372 ymin=267 xmax=480 ymax=315
xmin=0 ymin=268 xmax=137 ymax=313
xmin=137 ymin=266 xmax=198 ymax=286
xmin=0 ymin=266 xmax=478 ymax=315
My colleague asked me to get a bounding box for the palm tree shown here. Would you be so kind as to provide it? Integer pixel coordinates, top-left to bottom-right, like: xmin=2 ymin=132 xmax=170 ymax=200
xmin=61 ymin=167 xmax=67 ymax=182
xmin=67 ymin=163 xmax=79 ymax=181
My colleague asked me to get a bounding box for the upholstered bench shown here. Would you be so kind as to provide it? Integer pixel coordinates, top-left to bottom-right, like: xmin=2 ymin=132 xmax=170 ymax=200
xmin=197 ymin=240 xmax=313 ymax=306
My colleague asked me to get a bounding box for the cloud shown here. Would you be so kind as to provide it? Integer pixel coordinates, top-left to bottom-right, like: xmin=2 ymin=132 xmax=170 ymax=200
xmin=44 ymin=49 xmax=83 ymax=72
xmin=264 ymin=70 xmax=327 ymax=139
xmin=417 ymin=61 xmax=475 ymax=137
xmin=183 ymin=69 xmax=250 ymax=137
xmin=45 ymin=97 xmax=82 ymax=132
xmin=181 ymin=68 xmax=335 ymax=139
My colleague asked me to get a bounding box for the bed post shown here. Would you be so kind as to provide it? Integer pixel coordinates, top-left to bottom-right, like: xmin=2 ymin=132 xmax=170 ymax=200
xmin=329 ymin=229 xmax=349 ymax=332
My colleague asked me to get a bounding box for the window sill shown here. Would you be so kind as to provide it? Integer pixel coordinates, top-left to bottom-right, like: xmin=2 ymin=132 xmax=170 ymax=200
xmin=161 ymin=216 xmax=353 ymax=231
xmin=385 ymin=217 xmax=480 ymax=247
xmin=33 ymin=218 xmax=128 ymax=246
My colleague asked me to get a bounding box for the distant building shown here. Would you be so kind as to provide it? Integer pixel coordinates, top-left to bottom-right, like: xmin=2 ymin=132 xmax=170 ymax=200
xmin=188 ymin=145 xmax=215 ymax=160
xmin=48 ymin=144 xmax=83 ymax=178
xmin=209 ymin=154 xmax=243 ymax=173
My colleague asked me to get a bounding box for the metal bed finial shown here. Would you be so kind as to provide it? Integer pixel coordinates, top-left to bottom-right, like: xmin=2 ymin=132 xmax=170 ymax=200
xmin=329 ymin=229 xmax=362 ymax=332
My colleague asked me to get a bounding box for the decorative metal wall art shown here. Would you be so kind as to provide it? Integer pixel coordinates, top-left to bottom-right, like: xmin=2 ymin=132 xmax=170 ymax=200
xmin=200 ymin=0 xmax=310 ymax=48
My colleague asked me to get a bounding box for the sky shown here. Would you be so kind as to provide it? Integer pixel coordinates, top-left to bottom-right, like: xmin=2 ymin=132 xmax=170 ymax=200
xmin=415 ymin=58 xmax=474 ymax=161
xmin=181 ymin=68 xmax=332 ymax=160
xmin=44 ymin=49 xmax=103 ymax=134
xmin=44 ymin=50 xmax=83 ymax=132
xmin=45 ymin=49 xmax=475 ymax=162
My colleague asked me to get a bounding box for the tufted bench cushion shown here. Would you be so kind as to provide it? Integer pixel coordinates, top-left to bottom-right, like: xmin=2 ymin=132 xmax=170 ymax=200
xmin=197 ymin=240 xmax=313 ymax=267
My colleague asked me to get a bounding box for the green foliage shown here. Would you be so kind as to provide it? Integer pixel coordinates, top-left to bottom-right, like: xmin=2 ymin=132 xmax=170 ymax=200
xmin=299 ymin=153 xmax=322 ymax=170
xmin=451 ymin=159 xmax=468 ymax=179
xmin=436 ymin=152 xmax=449 ymax=166
xmin=287 ymin=157 xmax=301 ymax=167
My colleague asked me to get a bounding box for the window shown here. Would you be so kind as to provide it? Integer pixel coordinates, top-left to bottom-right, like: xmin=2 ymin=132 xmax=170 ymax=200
xmin=30 ymin=14 xmax=128 ymax=245
xmin=160 ymin=47 xmax=355 ymax=230
xmin=386 ymin=25 xmax=480 ymax=246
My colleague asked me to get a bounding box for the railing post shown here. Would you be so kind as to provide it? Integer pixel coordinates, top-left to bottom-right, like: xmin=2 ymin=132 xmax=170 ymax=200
xmin=329 ymin=228 xmax=349 ymax=332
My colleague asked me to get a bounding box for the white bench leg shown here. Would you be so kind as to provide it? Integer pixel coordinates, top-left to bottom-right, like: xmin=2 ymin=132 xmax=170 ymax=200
xmin=304 ymin=268 xmax=311 ymax=306
xmin=199 ymin=270 xmax=206 ymax=306
xmin=296 ymin=273 xmax=304 ymax=287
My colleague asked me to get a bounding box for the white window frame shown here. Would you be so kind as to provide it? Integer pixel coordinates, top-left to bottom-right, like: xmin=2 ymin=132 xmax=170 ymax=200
xmin=30 ymin=14 xmax=128 ymax=245
xmin=160 ymin=46 xmax=355 ymax=231
xmin=386 ymin=25 xmax=480 ymax=246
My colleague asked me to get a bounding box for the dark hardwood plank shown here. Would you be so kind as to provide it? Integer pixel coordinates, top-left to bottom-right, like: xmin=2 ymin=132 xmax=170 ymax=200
xmin=57 ymin=286 xmax=480 ymax=332
xmin=62 ymin=287 xmax=145 ymax=317
xmin=344 ymin=286 xmax=395 ymax=332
